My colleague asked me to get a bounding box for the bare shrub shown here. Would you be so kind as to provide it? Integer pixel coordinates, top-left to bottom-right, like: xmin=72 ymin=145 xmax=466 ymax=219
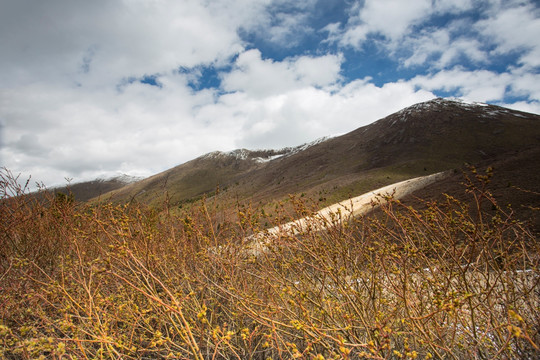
xmin=0 ymin=167 xmax=538 ymax=359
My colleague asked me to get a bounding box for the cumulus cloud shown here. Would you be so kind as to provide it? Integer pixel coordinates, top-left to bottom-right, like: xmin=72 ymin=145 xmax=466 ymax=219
xmin=333 ymin=0 xmax=539 ymax=73
xmin=342 ymin=0 xmax=432 ymax=46
xmin=209 ymin=75 xmax=434 ymax=150
xmin=475 ymin=0 xmax=540 ymax=69
xmin=411 ymin=69 xmax=512 ymax=102
xmin=401 ymin=22 xmax=488 ymax=69
xmin=501 ymin=100 xmax=540 ymax=115
xmin=0 ymin=0 xmax=257 ymax=87
xmin=10 ymin=134 xmax=49 ymax=157
xmin=337 ymin=0 xmax=474 ymax=49
xmin=409 ymin=66 xmax=540 ymax=105
xmin=221 ymin=50 xmax=343 ymax=97
xmin=216 ymin=49 xmax=434 ymax=149
xmin=0 ymin=0 xmax=258 ymax=186
xmin=239 ymin=0 xmax=318 ymax=47
xmin=432 ymin=0 xmax=475 ymax=13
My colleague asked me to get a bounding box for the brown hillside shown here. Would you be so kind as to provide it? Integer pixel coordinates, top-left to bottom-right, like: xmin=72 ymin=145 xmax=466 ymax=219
xmin=91 ymin=98 xmax=540 ymax=212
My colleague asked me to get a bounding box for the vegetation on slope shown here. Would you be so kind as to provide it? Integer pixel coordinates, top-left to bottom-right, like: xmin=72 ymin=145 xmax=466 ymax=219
xmin=1 ymin=167 xmax=538 ymax=359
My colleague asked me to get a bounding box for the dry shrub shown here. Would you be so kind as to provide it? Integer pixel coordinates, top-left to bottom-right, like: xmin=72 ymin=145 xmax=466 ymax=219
xmin=0 ymin=167 xmax=538 ymax=359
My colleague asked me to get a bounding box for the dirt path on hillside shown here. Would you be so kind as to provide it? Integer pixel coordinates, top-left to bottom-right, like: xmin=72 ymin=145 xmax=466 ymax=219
xmin=244 ymin=171 xmax=450 ymax=255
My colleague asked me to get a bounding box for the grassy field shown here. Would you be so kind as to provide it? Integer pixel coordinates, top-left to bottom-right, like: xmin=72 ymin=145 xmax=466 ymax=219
xmin=1 ymin=168 xmax=539 ymax=359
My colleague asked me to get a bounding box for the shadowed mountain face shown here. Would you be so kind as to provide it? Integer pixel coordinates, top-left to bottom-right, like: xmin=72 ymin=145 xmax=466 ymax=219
xmin=77 ymin=98 xmax=539 ymax=210
xmin=399 ymin=146 xmax=540 ymax=234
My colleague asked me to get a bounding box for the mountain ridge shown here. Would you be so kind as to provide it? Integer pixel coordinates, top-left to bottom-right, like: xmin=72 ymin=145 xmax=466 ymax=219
xmin=198 ymin=136 xmax=334 ymax=164
xmin=66 ymin=98 xmax=539 ymax=212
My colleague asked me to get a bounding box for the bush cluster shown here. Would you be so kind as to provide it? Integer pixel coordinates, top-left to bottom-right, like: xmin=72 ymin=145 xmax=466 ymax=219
xmin=1 ymin=168 xmax=538 ymax=359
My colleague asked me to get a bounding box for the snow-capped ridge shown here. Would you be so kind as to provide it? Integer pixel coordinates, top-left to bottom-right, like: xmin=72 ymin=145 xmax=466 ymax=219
xmin=253 ymin=136 xmax=335 ymax=162
xmin=287 ymin=136 xmax=333 ymax=154
xmin=200 ymin=136 xmax=334 ymax=163
xmin=390 ymin=97 xmax=532 ymax=123
xmin=200 ymin=149 xmax=253 ymax=161
xmin=225 ymin=149 xmax=252 ymax=160
xmin=276 ymin=136 xmax=333 ymax=155
xmin=113 ymin=174 xmax=145 ymax=184
xmin=96 ymin=173 xmax=144 ymax=184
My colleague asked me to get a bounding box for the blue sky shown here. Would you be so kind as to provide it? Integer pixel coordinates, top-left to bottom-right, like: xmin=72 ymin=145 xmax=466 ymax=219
xmin=1 ymin=0 xmax=539 ymax=188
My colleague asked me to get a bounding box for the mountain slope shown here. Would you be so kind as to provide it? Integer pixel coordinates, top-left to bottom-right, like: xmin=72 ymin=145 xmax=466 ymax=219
xmin=400 ymin=146 xmax=540 ymax=233
xmin=93 ymin=98 xmax=540 ymax=209
xmin=215 ymin=98 xmax=540 ymax=204
xmin=91 ymin=144 xmax=327 ymax=207
xmin=42 ymin=175 xmax=142 ymax=203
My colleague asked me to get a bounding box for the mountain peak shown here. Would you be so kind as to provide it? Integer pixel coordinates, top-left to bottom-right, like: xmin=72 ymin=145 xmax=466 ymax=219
xmin=396 ymin=98 xmax=485 ymax=118
xmin=386 ymin=97 xmax=535 ymax=125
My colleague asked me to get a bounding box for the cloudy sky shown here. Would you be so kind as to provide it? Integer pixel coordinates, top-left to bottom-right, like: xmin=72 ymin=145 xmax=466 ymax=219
xmin=1 ymin=0 xmax=539 ymax=188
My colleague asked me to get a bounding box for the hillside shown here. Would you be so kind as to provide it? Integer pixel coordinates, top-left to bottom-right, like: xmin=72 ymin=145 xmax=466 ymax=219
xmin=91 ymin=98 xmax=540 ymax=211
xmin=44 ymin=175 xmax=142 ymax=203
xmin=88 ymin=143 xmax=329 ymax=207
xmin=401 ymin=146 xmax=540 ymax=233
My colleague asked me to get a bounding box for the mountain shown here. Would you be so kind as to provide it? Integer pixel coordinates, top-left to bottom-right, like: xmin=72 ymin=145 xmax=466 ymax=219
xmin=81 ymin=140 xmax=333 ymax=207
xmin=48 ymin=174 xmax=142 ymax=202
xmin=89 ymin=98 xmax=540 ymax=211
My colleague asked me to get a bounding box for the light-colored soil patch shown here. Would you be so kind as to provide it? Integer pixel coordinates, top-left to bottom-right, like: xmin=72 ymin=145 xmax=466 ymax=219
xmin=245 ymin=171 xmax=450 ymax=255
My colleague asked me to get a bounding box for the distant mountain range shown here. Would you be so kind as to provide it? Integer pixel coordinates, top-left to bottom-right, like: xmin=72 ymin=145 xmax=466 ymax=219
xmin=53 ymin=98 xmax=540 ymax=229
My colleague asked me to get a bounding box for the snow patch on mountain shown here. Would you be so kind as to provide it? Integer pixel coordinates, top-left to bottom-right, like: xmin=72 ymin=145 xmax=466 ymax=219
xmin=390 ymin=97 xmax=533 ymax=123
xmin=200 ymin=136 xmax=333 ymax=163
xmin=200 ymin=149 xmax=254 ymax=161
xmin=290 ymin=136 xmax=333 ymax=153
xmin=254 ymin=154 xmax=287 ymax=163
xmin=114 ymin=174 xmax=145 ymax=184
xmin=255 ymin=136 xmax=334 ymax=162
xmin=225 ymin=149 xmax=251 ymax=160
xmin=97 ymin=173 xmax=144 ymax=184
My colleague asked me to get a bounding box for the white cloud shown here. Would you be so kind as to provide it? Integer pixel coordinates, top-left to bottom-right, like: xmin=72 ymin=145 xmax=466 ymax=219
xmin=402 ymin=26 xmax=488 ymax=69
xmin=234 ymin=0 xmax=318 ymax=48
xmin=437 ymin=37 xmax=487 ymax=67
xmin=1 ymin=72 xmax=227 ymax=186
xmin=476 ymin=0 xmax=540 ymax=69
xmin=508 ymin=70 xmax=540 ymax=100
xmin=501 ymin=101 xmax=540 ymax=115
xmin=337 ymin=0 xmax=475 ymax=49
xmin=341 ymin=0 xmax=432 ymax=47
xmin=0 ymin=0 xmax=255 ymax=87
xmin=411 ymin=68 xmax=513 ymax=102
xmin=409 ymin=66 xmax=540 ymax=105
xmin=260 ymin=11 xmax=313 ymax=47
xmin=335 ymin=0 xmax=539 ymax=73
xmin=0 ymin=0 xmax=269 ymax=187
xmin=221 ymin=49 xmax=343 ymax=98
xmin=432 ymin=0 xmax=475 ymax=13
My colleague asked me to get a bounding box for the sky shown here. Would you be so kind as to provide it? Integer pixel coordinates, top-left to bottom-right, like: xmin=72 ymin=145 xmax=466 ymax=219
xmin=1 ymin=0 xmax=540 ymax=189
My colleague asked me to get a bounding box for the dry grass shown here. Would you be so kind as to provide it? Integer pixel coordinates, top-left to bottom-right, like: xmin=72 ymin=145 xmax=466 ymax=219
xmin=1 ymin=167 xmax=538 ymax=359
